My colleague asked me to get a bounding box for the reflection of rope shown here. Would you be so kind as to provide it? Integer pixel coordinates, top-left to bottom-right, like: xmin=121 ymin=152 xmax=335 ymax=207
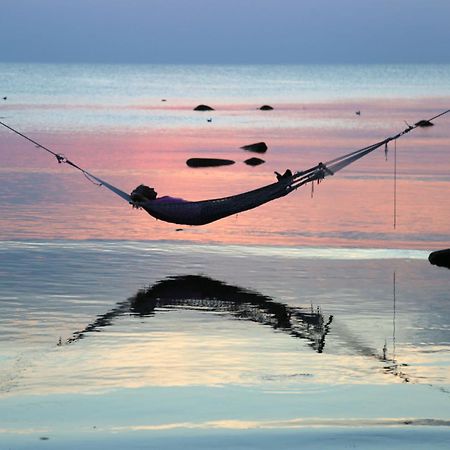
xmin=394 ymin=139 xmax=397 ymax=229
xmin=393 ymin=271 xmax=396 ymax=363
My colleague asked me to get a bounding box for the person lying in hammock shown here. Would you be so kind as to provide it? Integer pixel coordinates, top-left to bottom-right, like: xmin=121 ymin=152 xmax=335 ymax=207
xmin=130 ymin=184 xmax=186 ymax=205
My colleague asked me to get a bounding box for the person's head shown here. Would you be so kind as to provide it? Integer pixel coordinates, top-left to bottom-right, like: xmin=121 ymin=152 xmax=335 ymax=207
xmin=131 ymin=184 xmax=157 ymax=202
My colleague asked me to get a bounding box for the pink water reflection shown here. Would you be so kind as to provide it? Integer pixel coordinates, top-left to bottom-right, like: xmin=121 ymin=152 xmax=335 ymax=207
xmin=1 ymin=100 xmax=449 ymax=248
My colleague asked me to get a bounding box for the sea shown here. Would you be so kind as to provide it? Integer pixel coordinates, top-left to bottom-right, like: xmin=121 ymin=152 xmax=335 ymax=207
xmin=0 ymin=63 xmax=449 ymax=449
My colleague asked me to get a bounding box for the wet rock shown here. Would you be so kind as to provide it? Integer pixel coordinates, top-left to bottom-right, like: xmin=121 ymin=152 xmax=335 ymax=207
xmin=415 ymin=119 xmax=434 ymax=127
xmin=194 ymin=104 xmax=214 ymax=111
xmin=428 ymin=248 xmax=450 ymax=269
xmin=244 ymin=157 xmax=265 ymax=166
xmin=240 ymin=142 xmax=268 ymax=153
xmin=186 ymin=158 xmax=235 ymax=168
xmin=260 ymin=105 xmax=274 ymax=110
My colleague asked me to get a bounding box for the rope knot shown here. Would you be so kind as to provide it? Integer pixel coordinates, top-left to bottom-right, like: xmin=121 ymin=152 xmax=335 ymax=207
xmin=55 ymin=153 xmax=66 ymax=164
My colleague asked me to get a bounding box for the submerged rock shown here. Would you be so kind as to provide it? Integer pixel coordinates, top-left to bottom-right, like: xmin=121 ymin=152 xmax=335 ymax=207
xmin=194 ymin=104 xmax=214 ymax=111
xmin=260 ymin=105 xmax=274 ymax=110
xmin=244 ymin=157 xmax=265 ymax=166
xmin=186 ymin=158 xmax=235 ymax=168
xmin=240 ymin=142 xmax=268 ymax=153
xmin=428 ymin=248 xmax=450 ymax=269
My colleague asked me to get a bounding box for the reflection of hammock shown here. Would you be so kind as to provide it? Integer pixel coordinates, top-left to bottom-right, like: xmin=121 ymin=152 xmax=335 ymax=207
xmin=67 ymin=275 xmax=333 ymax=353
xmin=1 ymin=111 xmax=448 ymax=226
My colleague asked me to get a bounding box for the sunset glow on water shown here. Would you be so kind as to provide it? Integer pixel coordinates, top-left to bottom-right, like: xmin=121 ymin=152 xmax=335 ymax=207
xmin=1 ymin=95 xmax=449 ymax=247
xmin=1 ymin=63 xmax=449 ymax=449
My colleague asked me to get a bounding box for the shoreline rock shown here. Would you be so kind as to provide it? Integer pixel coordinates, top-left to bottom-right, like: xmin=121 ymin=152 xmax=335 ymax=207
xmin=194 ymin=104 xmax=214 ymax=111
xmin=428 ymin=248 xmax=450 ymax=269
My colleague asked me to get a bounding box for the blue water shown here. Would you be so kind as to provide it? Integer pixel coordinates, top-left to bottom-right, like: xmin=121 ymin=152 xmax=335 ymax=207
xmin=2 ymin=63 xmax=450 ymax=131
xmin=0 ymin=240 xmax=449 ymax=449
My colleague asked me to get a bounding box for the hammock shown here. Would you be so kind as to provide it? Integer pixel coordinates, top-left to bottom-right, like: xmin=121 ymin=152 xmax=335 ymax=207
xmin=1 ymin=110 xmax=448 ymax=226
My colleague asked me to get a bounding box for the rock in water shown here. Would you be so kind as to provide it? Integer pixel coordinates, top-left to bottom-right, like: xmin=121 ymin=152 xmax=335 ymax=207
xmin=244 ymin=157 xmax=265 ymax=166
xmin=186 ymin=158 xmax=235 ymax=168
xmin=415 ymin=119 xmax=434 ymax=127
xmin=428 ymin=249 xmax=450 ymax=269
xmin=240 ymin=142 xmax=268 ymax=153
xmin=194 ymin=104 xmax=214 ymax=111
xmin=260 ymin=105 xmax=274 ymax=110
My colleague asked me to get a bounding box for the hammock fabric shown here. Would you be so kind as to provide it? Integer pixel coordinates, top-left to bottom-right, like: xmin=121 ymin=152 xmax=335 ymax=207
xmin=139 ymin=177 xmax=294 ymax=225
xmin=0 ymin=110 xmax=448 ymax=226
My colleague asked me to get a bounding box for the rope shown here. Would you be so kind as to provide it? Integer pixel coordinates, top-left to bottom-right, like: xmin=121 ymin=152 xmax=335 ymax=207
xmin=392 ymin=271 xmax=397 ymax=363
xmin=290 ymin=109 xmax=449 ymax=193
xmin=0 ymin=120 xmax=100 ymax=185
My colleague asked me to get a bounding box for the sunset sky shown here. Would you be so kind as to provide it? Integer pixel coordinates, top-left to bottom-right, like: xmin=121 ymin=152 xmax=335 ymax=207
xmin=2 ymin=0 xmax=450 ymax=64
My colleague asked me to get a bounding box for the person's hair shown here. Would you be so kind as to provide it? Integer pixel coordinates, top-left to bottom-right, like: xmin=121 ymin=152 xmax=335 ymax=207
xmin=131 ymin=184 xmax=157 ymax=201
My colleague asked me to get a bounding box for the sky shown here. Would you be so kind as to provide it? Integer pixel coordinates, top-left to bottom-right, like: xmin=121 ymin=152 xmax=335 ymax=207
xmin=1 ymin=0 xmax=450 ymax=64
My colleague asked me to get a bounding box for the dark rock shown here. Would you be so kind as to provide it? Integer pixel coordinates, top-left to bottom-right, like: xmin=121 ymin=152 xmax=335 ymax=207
xmin=186 ymin=158 xmax=235 ymax=168
xmin=260 ymin=105 xmax=274 ymax=110
xmin=194 ymin=104 xmax=214 ymax=111
xmin=240 ymin=142 xmax=268 ymax=153
xmin=428 ymin=248 xmax=450 ymax=269
xmin=244 ymin=157 xmax=265 ymax=166
xmin=415 ymin=119 xmax=434 ymax=127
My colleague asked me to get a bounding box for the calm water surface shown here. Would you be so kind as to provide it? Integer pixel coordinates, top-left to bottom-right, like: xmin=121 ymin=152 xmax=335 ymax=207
xmin=0 ymin=241 xmax=449 ymax=446
xmin=0 ymin=64 xmax=449 ymax=447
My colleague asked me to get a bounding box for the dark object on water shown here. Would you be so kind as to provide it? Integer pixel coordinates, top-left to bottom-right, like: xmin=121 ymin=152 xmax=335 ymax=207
xmin=2 ymin=97 xmax=6 ymax=100
xmin=355 ymin=110 xmax=361 ymax=115
xmin=260 ymin=105 xmax=274 ymax=110
xmin=194 ymin=104 xmax=214 ymax=111
xmin=130 ymin=184 xmax=157 ymax=202
xmin=428 ymin=248 xmax=450 ymax=269
xmin=66 ymin=275 xmax=333 ymax=353
xmin=244 ymin=157 xmax=265 ymax=166
xmin=241 ymin=142 xmax=268 ymax=153
xmin=415 ymin=119 xmax=434 ymax=127
xmin=207 ymin=118 xmax=212 ymax=122
xmin=186 ymin=158 xmax=235 ymax=168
